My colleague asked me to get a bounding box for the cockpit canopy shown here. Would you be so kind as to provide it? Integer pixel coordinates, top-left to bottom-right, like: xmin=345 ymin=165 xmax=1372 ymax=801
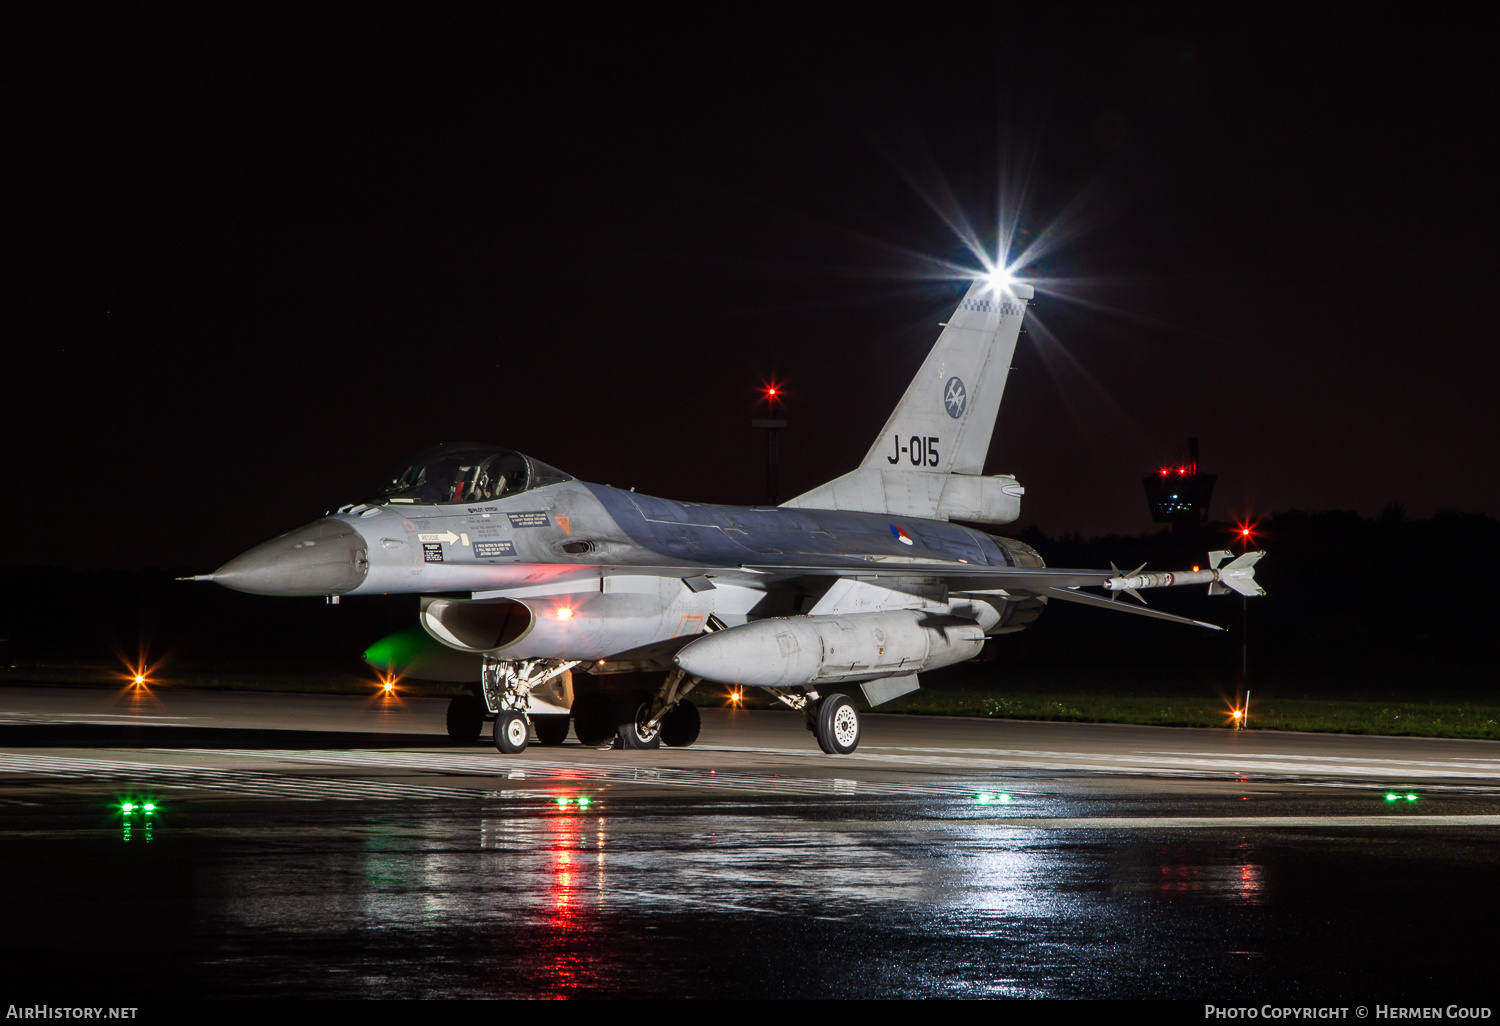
xmin=368 ymin=443 xmax=573 ymax=506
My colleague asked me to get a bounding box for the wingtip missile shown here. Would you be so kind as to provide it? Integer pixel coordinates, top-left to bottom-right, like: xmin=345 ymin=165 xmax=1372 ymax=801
xmin=1102 ymin=551 xmax=1266 ymax=599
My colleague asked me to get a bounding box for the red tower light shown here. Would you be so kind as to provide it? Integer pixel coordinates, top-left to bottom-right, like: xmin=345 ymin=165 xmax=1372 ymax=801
xmin=1235 ymin=519 xmax=1259 ymax=551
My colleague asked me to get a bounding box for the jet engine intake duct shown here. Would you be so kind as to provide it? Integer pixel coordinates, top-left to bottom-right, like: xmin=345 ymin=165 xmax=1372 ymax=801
xmin=421 ymin=596 xmax=533 ymax=653
xmin=674 ymin=611 xmax=985 ymax=688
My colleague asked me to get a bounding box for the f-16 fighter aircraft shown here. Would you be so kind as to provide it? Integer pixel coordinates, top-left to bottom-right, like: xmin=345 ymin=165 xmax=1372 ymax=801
xmin=199 ymin=270 xmax=1263 ymax=755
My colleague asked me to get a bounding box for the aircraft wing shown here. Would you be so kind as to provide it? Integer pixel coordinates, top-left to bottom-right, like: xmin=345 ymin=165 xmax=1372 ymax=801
xmin=740 ymin=560 xmax=1224 ymax=631
xmin=458 ymin=561 xmax=1222 ymax=630
xmin=740 ymin=560 xmax=1117 ymax=590
xmin=1037 ymin=586 xmax=1223 ymax=630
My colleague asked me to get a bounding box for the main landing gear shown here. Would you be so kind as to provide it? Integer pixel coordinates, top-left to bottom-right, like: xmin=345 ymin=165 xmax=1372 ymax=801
xmin=445 ymin=693 xmax=485 ymax=743
xmin=813 ymin=694 xmax=861 ymax=755
xmin=765 ymin=687 xmax=861 ymax=755
xmin=570 ymin=668 xmax=703 ymax=751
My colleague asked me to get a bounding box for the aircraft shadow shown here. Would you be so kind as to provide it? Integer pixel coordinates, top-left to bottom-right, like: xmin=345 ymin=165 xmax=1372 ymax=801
xmin=0 ymin=723 xmax=456 ymax=750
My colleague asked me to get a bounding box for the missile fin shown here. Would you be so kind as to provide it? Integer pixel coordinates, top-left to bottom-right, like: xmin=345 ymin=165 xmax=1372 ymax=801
xmin=1222 ymin=550 xmax=1264 ymax=571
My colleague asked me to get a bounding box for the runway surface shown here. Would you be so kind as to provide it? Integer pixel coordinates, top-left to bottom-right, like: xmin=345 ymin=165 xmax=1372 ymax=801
xmin=3 ymin=683 xmax=1498 ymax=1000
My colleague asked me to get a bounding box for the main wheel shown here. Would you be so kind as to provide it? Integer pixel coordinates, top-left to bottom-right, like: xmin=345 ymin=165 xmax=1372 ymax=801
xmin=615 ymin=696 xmax=661 ymax=751
xmin=494 ymin=710 xmax=529 ymax=754
xmin=571 ymin=693 xmax=616 ymax=748
xmin=660 ymin=699 xmax=701 ymax=748
xmin=533 ymin=714 xmax=571 ymax=746
xmin=814 ymin=694 xmax=860 ymax=755
xmin=446 ymin=694 xmax=484 ymax=743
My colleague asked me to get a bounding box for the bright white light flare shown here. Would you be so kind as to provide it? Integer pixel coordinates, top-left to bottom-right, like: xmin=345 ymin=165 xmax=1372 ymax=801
xmin=984 ymin=265 xmax=1015 ymax=292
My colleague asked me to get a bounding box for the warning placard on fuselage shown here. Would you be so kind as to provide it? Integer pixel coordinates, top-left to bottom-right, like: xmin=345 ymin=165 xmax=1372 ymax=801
xmin=507 ymin=511 xmax=550 ymax=529
xmin=473 ymin=540 xmax=516 ymax=558
xmin=422 ymin=543 xmax=444 ymax=563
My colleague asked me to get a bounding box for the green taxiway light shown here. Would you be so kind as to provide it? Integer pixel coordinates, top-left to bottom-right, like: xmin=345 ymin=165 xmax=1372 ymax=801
xmin=555 ymin=797 xmax=571 ymax=808
xmin=1407 ymin=793 xmax=1419 ymax=801
xmin=121 ymin=803 xmax=135 ymax=813
xmin=1385 ymin=792 xmax=1420 ymax=802
xmin=577 ymin=796 xmax=592 ymax=809
xmin=975 ymin=793 xmax=1013 ymax=805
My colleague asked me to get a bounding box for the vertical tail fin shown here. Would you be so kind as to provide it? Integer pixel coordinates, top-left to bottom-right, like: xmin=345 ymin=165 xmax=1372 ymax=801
xmin=783 ymin=277 xmax=1033 ymax=524
xmin=861 ymin=278 xmax=1032 ymax=474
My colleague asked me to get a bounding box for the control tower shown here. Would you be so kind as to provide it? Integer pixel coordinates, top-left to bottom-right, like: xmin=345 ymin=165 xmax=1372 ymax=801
xmin=1143 ymin=437 xmax=1216 ymax=534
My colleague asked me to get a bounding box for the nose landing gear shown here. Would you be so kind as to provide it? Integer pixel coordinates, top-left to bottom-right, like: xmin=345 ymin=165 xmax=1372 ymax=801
xmin=475 ymin=656 xmax=581 ymax=754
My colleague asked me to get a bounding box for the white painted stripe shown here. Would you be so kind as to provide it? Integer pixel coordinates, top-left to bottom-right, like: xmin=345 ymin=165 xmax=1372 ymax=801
xmin=972 ymin=815 xmax=1500 ymax=829
xmin=163 ymin=749 xmax=980 ymax=798
xmin=0 ymin=753 xmax=479 ymax=801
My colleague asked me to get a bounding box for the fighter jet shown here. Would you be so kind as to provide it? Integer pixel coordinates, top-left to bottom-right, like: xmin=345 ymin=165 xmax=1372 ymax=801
xmin=198 ymin=271 xmax=1263 ymax=756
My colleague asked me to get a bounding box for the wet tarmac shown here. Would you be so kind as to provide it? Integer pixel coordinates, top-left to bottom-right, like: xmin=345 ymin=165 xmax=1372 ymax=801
xmin=3 ymin=684 xmax=1498 ymax=1000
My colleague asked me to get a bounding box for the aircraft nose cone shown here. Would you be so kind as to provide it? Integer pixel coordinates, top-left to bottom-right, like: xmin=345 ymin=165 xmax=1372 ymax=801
xmin=212 ymin=519 xmax=369 ymax=597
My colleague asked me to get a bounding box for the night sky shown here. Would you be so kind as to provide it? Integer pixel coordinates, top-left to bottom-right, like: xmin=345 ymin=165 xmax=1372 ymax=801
xmin=11 ymin=11 xmax=1495 ymax=570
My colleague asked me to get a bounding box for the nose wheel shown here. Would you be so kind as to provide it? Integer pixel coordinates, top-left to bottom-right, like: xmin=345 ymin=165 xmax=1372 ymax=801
xmin=494 ymin=711 xmax=530 ymax=754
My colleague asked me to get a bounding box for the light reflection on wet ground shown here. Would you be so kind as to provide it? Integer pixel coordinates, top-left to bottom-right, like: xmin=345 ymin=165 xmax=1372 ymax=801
xmin=4 ymin=689 xmax=1499 ymax=999
xmin=4 ymin=792 xmax=1497 ymax=1000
